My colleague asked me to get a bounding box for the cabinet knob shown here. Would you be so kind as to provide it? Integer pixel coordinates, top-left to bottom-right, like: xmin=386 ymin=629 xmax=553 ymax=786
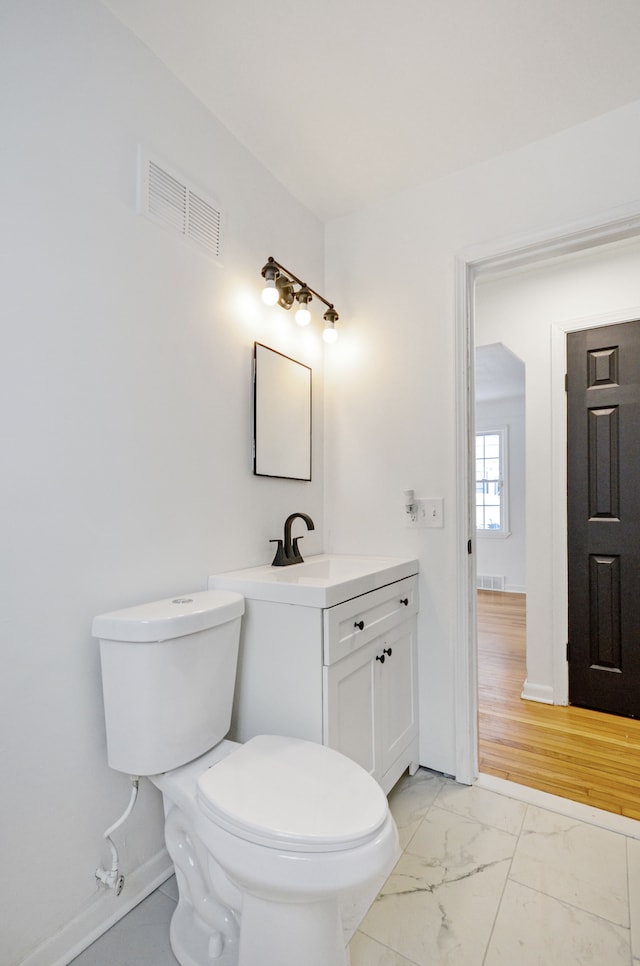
xmin=383 ymin=647 xmax=393 ymax=657
xmin=354 ymin=620 xmax=365 ymax=631
xmin=400 ymin=598 xmax=409 ymax=606
xmin=376 ymin=653 xmax=385 ymax=664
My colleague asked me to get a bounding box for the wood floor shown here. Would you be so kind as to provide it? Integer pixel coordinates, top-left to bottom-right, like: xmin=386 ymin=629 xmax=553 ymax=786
xmin=477 ymin=590 xmax=640 ymax=820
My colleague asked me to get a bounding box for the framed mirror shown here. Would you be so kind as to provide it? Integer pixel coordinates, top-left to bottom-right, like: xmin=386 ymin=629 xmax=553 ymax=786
xmin=253 ymin=342 xmax=312 ymax=480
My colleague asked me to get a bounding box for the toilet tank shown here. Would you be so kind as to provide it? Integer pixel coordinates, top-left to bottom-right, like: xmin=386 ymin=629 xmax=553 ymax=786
xmin=92 ymin=590 xmax=244 ymax=776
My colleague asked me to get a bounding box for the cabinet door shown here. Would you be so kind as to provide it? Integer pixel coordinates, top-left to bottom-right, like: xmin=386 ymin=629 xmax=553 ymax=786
xmin=323 ymin=642 xmax=378 ymax=777
xmin=378 ymin=619 xmax=418 ymax=777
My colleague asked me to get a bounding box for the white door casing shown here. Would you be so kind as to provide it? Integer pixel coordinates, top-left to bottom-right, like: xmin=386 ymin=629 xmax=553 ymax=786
xmin=453 ymin=202 xmax=640 ymax=785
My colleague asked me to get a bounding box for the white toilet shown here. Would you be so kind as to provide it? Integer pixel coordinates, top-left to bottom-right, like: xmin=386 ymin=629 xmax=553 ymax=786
xmin=92 ymin=589 xmax=399 ymax=966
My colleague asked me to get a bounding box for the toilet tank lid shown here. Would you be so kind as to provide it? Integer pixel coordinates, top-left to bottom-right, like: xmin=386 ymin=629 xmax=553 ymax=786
xmin=92 ymin=590 xmax=244 ymax=643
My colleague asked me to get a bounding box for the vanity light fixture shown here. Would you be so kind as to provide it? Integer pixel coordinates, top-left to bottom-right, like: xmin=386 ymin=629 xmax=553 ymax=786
xmin=260 ymin=256 xmax=340 ymax=342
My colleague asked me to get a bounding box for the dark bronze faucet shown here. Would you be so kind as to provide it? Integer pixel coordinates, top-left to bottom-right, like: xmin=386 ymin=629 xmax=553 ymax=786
xmin=270 ymin=512 xmax=315 ymax=566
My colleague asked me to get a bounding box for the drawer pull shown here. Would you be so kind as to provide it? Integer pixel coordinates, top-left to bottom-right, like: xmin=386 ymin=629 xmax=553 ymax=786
xmin=376 ymin=653 xmax=385 ymax=664
xmin=383 ymin=647 xmax=393 ymax=657
xmin=354 ymin=620 xmax=365 ymax=631
xmin=400 ymin=598 xmax=409 ymax=606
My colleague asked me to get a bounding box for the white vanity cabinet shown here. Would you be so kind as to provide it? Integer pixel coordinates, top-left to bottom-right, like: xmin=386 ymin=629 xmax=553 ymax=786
xmin=322 ymin=576 xmax=419 ymax=792
xmin=209 ymin=558 xmax=419 ymax=795
xmin=323 ymin=612 xmax=418 ymax=789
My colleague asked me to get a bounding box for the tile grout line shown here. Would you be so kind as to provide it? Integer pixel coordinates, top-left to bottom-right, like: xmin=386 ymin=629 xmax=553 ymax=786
xmin=627 ymin=838 xmax=636 ymax=966
xmin=355 ymin=773 xmax=447 ymax=966
xmin=480 ymin=797 xmax=530 ymax=965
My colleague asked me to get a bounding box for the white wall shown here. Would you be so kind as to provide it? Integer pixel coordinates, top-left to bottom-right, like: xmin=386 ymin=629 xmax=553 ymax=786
xmin=325 ymin=99 xmax=640 ymax=774
xmin=475 ymin=395 xmax=526 ymax=594
xmin=6 ymin=3 xmax=640 ymax=961
xmin=475 ymin=236 xmax=640 ymax=699
xmin=1 ymin=2 xmax=325 ymax=963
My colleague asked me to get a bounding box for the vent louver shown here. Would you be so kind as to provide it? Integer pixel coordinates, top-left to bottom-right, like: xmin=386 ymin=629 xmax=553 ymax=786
xmin=477 ymin=574 xmax=505 ymax=591
xmin=188 ymin=190 xmax=223 ymax=260
xmin=138 ymin=147 xmax=223 ymax=264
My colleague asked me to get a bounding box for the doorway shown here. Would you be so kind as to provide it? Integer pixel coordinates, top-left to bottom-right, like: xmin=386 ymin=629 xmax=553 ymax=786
xmin=474 ymin=342 xmax=527 ymax=774
xmin=474 ymin=344 xmax=526 ymax=598
xmin=453 ymin=213 xmax=640 ymax=787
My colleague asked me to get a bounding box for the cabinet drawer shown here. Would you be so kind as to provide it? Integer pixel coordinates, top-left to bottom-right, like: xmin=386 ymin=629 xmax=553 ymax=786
xmin=323 ymin=575 xmax=418 ymax=665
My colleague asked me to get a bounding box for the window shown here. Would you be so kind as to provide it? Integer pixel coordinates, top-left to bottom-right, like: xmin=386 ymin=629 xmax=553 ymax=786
xmin=476 ymin=428 xmax=509 ymax=536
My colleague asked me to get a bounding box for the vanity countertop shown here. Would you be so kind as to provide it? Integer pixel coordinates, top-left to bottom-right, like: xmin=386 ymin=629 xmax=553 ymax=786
xmin=208 ymin=554 xmax=419 ymax=608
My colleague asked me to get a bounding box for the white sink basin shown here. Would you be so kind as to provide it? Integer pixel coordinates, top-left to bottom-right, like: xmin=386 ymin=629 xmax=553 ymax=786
xmin=208 ymin=554 xmax=419 ymax=608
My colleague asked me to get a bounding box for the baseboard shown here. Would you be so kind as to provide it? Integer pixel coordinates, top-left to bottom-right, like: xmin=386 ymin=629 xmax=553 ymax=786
xmin=504 ymin=583 xmax=526 ymax=595
xmin=20 ymin=849 xmax=174 ymax=966
xmin=520 ymin=679 xmax=554 ymax=704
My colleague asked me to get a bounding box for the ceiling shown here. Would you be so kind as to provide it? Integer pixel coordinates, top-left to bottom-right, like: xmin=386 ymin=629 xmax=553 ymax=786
xmin=103 ymin=0 xmax=640 ymax=221
xmin=476 ymin=344 xmax=524 ymax=403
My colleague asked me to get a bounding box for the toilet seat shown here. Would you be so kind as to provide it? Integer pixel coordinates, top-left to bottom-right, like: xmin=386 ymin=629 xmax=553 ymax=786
xmin=196 ymin=734 xmax=389 ymax=852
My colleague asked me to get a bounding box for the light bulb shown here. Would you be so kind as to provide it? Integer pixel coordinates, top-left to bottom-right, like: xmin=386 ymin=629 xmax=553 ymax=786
xmin=261 ymin=279 xmax=279 ymax=306
xmin=294 ymin=285 xmax=312 ymax=325
xmin=295 ymin=306 xmax=311 ymax=326
xmin=322 ymin=322 xmax=338 ymax=344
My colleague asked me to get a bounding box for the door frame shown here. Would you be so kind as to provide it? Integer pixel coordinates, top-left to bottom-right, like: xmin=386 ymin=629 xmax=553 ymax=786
xmin=453 ymin=202 xmax=640 ymax=785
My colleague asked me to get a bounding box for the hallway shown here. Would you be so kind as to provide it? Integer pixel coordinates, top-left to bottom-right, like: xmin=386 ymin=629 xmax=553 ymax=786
xmin=477 ymin=590 xmax=640 ymax=820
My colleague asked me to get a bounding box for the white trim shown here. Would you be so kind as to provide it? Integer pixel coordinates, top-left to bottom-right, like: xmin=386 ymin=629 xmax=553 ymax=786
xmin=454 ymin=200 xmax=640 ymax=785
xmin=20 ymin=849 xmax=174 ymax=966
xmin=550 ymin=322 xmax=570 ymax=706
xmin=454 ymin=254 xmax=477 ymax=785
xmin=460 ymin=203 xmax=640 ymax=278
xmin=521 ymin=679 xmax=554 ymax=704
xmin=476 ymin=773 xmax=640 ymax=840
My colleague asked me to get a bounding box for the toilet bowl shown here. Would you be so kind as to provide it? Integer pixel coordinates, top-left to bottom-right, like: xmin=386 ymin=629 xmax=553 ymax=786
xmin=93 ymin=590 xmax=399 ymax=966
xmin=154 ymin=735 xmax=398 ymax=966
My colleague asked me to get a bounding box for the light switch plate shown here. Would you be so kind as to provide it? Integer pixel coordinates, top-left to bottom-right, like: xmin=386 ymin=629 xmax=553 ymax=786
xmin=406 ymin=498 xmax=444 ymax=528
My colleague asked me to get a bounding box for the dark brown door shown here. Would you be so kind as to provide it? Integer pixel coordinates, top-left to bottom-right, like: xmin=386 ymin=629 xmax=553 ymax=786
xmin=567 ymin=319 xmax=640 ymax=717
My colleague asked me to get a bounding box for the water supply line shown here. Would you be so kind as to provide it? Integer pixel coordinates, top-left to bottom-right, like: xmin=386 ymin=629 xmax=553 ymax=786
xmin=95 ymin=775 xmax=139 ymax=895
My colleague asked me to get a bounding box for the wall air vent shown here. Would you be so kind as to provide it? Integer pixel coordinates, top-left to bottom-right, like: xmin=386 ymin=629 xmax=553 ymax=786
xmin=477 ymin=574 xmax=505 ymax=591
xmin=137 ymin=147 xmax=223 ymax=264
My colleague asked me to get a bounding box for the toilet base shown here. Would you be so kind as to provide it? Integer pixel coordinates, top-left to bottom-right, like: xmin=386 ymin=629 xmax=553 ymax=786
xmin=170 ymin=901 xmax=236 ymax=966
xmin=238 ymin=893 xmax=347 ymax=966
xmin=152 ymin=742 xmax=397 ymax=966
xmin=164 ymin=805 xmax=241 ymax=965
xmin=162 ymin=797 xmax=366 ymax=966
xmin=169 ymin=893 xmax=351 ymax=966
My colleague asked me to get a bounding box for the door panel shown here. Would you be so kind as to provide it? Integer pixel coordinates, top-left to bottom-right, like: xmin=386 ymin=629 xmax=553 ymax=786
xmin=323 ymin=642 xmax=377 ymax=775
xmin=378 ymin=620 xmax=418 ymax=775
xmin=567 ymin=319 xmax=640 ymax=717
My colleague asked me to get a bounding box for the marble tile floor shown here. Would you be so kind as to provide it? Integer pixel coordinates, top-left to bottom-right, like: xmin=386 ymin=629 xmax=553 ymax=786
xmin=72 ymin=769 xmax=640 ymax=966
